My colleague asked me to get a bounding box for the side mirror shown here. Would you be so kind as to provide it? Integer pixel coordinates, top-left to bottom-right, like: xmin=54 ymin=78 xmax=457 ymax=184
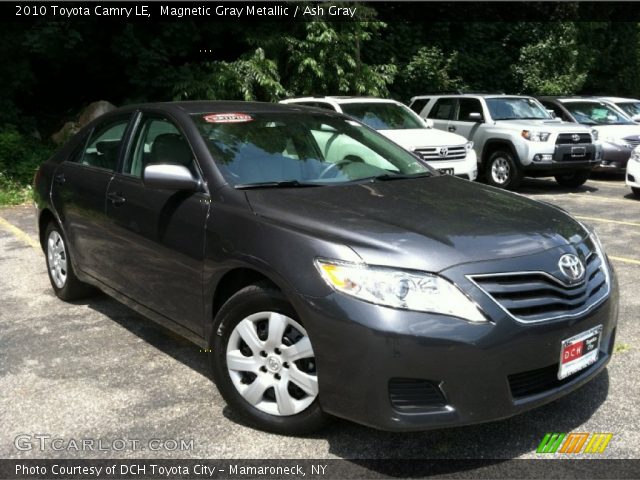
xmin=143 ymin=164 xmax=201 ymax=191
xmin=468 ymin=112 xmax=483 ymax=122
xmin=547 ymin=109 xmax=557 ymax=119
xmin=632 ymin=114 xmax=640 ymax=123
xmin=423 ymin=118 xmax=435 ymax=128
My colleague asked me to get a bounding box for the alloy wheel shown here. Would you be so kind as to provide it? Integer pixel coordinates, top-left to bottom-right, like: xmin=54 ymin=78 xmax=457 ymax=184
xmin=491 ymin=157 xmax=510 ymax=185
xmin=47 ymin=230 xmax=68 ymax=289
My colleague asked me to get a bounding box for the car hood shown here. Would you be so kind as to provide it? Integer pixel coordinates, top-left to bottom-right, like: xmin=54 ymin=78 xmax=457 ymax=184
xmin=378 ymin=128 xmax=467 ymax=149
xmin=591 ymin=124 xmax=640 ymax=140
xmin=245 ymin=176 xmax=588 ymax=272
xmin=494 ymin=119 xmax=589 ymax=131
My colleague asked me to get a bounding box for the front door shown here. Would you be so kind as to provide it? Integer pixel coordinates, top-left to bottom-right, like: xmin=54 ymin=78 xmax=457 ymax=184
xmin=104 ymin=114 xmax=209 ymax=336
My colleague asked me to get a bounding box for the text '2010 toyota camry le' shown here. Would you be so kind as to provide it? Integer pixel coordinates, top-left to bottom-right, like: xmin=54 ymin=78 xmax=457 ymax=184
xmin=34 ymin=101 xmax=618 ymax=434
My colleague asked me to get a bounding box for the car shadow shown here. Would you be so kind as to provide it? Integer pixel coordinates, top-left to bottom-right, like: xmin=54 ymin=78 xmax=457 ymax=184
xmin=77 ymin=292 xmax=611 ymax=467
xmin=517 ymin=177 xmax=599 ymax=195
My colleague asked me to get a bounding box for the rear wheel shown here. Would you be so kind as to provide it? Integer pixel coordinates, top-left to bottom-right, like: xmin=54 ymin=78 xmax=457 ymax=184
xmin=485 ymin=150 xmax=523 ymax=190
xmin=210 ymin=283 xmax=326 ymax=435
xmin=44 ymin=222 xmax=94 ymax=301
xmin=554 ymin=170 xmax=590 ymax=188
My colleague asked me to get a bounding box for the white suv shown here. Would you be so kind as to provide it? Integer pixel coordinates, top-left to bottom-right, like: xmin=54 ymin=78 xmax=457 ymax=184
xmin=280 ymin=97 xmax=478 ymax=180
xmin=410 ymin=94 xmax=600 ymax=190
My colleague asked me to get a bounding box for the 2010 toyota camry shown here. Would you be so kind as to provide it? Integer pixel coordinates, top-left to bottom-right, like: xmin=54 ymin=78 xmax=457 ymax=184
xmin=34 ymin=101 xmax=618 ymax=434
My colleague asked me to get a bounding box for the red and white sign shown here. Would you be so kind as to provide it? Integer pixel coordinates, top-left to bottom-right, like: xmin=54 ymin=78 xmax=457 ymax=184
xmin=203 ymin=113 xmax=254 ymax=123
xmin=558 ymin=325 xmax=602 ymax=380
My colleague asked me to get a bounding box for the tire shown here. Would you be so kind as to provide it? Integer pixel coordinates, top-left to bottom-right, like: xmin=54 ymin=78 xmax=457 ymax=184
xmin=210 ymin=283 xmax=327 ymax=435
xmin=485 ymin=149 xmax=523 ymax=190
xmin=632 ymin=187 xmax=640 ymax=198
xmin=554 ymin=170 xmax=590 ymax=188
xmin=44 ymin=222 xmax=94 ymax=301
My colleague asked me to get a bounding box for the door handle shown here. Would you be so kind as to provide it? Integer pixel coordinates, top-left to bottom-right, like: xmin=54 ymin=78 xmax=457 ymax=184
xmin=448 ymin=126 xmax=457 ymax=132
xmin=54 ymin=173 xmax=66 ymax=185
xmin=107 ymin=192 xmax=126 ymax=206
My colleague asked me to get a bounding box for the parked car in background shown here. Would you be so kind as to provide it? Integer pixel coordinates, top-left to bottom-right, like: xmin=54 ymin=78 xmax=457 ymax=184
xmin=627 ymin=146 xmax=640 ymax=197
xmin=410 ymin=94 xmax=599 ymax=190
xmin=34 ymin=101 xmax=617 ymax=434
xmin=538 ymin=96 xmax=640 ymax=174
xmin=597 ymin=97 xmax=640 ymax=123
xmin=280 ymin=96 xmax=477 ymax=180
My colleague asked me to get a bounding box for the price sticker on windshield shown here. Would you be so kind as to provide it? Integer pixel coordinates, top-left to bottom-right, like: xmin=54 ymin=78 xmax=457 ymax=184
xmin=203 ymin=113 xmax=254 ymax=123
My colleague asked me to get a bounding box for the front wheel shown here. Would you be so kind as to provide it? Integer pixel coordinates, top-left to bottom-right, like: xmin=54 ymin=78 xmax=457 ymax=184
xmin=210 ymin=283 xmax=326 ymax=435
xmin=554 ymin=170 xmax=590 ymax=188
xmin=44 ymin=222 xmax=94 ymax=301
xmin=485 ymin=150 xmax=523 ymax=190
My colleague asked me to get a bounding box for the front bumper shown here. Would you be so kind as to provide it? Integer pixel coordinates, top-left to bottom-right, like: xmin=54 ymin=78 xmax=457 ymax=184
xmin=626 ymin=158 xmax=640 ymax=188
xmin=423 ymin=150 xmax=478 ymax=181
xmin=593 ymin=142 xmax=632 ymax=173
xmin=520 ymin=142 xmax=599 ymax=175
xmin=295 ymin=254 xmax=618 ymax=431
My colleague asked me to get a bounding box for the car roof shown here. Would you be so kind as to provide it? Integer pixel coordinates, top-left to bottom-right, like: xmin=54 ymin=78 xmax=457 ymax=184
xmin=411 ymin=93 xmax=523 ymax=100
xmin=282 ymin=96 xmax=401 ymax=105
xmin=113 ymin=100 xmax=319 ymax=115
xmin=598 ymin=96 xmax=640 ymax=103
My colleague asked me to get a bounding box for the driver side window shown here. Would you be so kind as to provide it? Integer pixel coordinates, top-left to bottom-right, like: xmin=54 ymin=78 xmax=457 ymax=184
xmin=124 ymin=116 xmax=197 ymax=177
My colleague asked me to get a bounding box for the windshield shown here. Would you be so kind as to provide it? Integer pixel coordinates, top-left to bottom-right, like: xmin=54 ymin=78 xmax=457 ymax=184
xmin=615 ymin=101 xmax=640 ymax=119
xmin=339 ymin=102 xmax=424 ymax=130
xmin=562 ymin=101 xmax=634 ymax=125
xmin=486 ymin=97 xmax=551 ymax=121
xmin=191 ymin=112 xmax=431 ymax=187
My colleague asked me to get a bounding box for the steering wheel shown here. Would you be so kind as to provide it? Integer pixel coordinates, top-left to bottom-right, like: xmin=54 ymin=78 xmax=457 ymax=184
xmin=319 ymin=160 xmax=352 ymax=179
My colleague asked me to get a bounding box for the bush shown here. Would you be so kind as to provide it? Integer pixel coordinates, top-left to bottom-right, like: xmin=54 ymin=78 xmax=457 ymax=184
xmin=0 ymin=125 xmax=54 ymax=205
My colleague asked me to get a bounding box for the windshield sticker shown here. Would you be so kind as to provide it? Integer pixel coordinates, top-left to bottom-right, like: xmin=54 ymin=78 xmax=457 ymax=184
xmin=203 ymin=113 xmax=254 ymax=123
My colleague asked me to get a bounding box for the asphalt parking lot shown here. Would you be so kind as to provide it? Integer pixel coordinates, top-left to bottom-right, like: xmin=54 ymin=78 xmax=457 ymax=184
xmin=0 ymin=175 xmax=638 ymax=461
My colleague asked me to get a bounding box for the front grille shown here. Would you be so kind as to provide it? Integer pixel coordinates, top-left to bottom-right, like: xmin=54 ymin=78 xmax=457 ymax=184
xmin=388 ymin=378 xmax=447 ymax=412
xmin=556 ymin=133 xmax=592 ymax=145
xmin=470 ymin=251 xmax=609 ymax=323
xmin=414 ymin=145 xmax=467 ymax=161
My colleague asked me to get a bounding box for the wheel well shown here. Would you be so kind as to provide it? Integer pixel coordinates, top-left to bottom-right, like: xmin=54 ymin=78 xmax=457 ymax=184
xmin=482 ymin=141 xmax=517 ymax=164
xmin=38 ymin=209 xmax=56 ymax=251
xmin=212 ymin=268 xmax=278 ymax=318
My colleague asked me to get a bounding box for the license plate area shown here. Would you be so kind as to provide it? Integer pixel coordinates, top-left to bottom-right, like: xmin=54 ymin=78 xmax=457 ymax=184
xmin=558 ymin=325 xmax=602 ymax=380
xmin=438 ymin=168 xmax=454 ymax=175
xmin=571 ymin=146 xmax=586 ymax=158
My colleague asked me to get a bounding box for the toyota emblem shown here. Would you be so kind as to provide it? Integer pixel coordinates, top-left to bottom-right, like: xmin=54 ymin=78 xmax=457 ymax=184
xmin=558 ymin=254 xmax=585 ymax=282
xmin=439 ymin=147 xmax=449 ymax=157
xmin=571 ymin=134 xmax=580 ymax=142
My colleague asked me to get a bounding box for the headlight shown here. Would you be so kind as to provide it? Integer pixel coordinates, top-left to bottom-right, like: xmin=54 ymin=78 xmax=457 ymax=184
xmin=521 ymin=130 xmax=551 ymax=142
xmin=591 ymin=129 xmax=599 ymax=141
xmin=465 ymin=141 xmax=474 ymax=150
xmin=315 ymin=259 xmax=487 ymax=322
xmin=581 ymin=226 xmax=611 ymax=285
xmin=632 ymin=147 xmax=640 ymax=162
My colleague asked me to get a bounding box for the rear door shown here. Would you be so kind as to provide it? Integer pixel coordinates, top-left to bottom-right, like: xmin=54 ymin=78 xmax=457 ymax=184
xmin=104 ymin=112 xmax=209 ymax=335
xmin=426 ymin=97 xmax=456 ymax=133
xmin=51 ymin=114 xmax=132 ymax=277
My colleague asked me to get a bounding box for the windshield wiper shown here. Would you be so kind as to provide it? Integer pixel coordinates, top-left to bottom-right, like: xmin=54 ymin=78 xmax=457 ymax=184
xmin=366 ymin=172 xmax=432 ymax=182
xmin=235 ymin=180 xmax=322 ymax=190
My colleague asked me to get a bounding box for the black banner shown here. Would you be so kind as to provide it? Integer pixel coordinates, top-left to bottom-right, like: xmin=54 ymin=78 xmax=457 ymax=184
xmin=1 ymin=459 xmax=640 ymax=480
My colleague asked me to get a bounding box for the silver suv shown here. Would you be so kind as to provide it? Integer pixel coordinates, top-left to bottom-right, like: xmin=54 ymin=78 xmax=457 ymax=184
xmin=410 ymin=94 xmax=601 ymax=189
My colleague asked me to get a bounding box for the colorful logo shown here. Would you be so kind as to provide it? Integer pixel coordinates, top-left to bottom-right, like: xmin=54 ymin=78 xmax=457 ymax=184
xmin=537 ymin=432 xmax=613 ymax=454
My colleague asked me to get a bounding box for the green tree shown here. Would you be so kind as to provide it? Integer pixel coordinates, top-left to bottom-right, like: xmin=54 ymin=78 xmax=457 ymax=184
xmin=512 ymin=23 xmax=587 ymax=95
xmin=283 ymin=18 xmax=397 ymax=96
xmin=174 ymin=48 xmax=287 ymax=101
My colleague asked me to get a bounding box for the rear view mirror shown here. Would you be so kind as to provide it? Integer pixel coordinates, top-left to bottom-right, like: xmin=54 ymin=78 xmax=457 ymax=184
xmin=143 ymin=164 xmax=201 ymax=191
xmin=632 ymin=114 xmax=640 ymax=123
xmin=468 ymin=112 xmax=483 ymax=122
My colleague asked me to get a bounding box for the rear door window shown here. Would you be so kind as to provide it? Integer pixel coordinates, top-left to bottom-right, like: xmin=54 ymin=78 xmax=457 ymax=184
xmin=428 ymin=98 xmax=455 ymax=120
xmin=77 ymin=116 xmax=131 ymax=171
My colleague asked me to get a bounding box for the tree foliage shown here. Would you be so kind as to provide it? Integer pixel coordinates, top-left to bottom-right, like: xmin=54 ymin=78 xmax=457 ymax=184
xmin=396 ymin=47 xmax=465 ymax=100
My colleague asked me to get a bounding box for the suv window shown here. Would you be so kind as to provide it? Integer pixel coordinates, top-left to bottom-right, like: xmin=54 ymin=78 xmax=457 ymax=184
xmin=78 ymin=116 xmax=131 ymax=171
xmin=125 ymin=116 xmax=197 ymax=177
xmin=539 ymin=101 xmax=569 ymax=121
xmin=457 ymin=98 xmax=484 ymax=122
xmin=428 ymin=98 xmax=455 ymax=120
xmin=409 ymin=98 xmax=429 ymax=115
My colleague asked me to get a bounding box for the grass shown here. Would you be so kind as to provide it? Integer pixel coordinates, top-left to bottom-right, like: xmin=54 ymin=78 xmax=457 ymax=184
xmin=0 ymin=174 xmax=33 ymax=206
xmin=614 ymin=343 xmax=631 ymax=354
